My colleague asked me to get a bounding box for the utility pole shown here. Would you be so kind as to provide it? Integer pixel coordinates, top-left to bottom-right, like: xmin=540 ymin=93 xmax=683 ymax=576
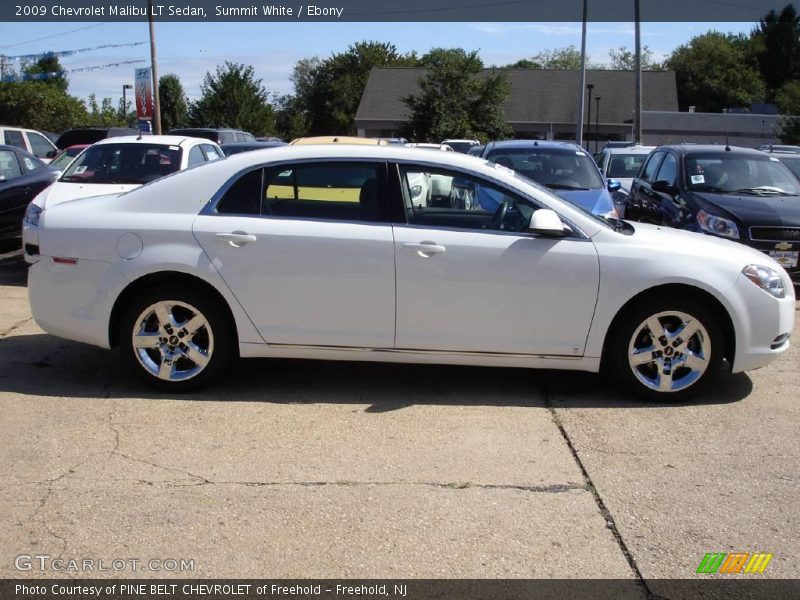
xmin=633 ymin=0 xmax=642 ymax=143
xmin=575 ymin=0 xmax=588 ymax=145
xmin=586 ymin=83 xmax=594 ymax=151
xmin=595 ymin=96 xmax=601 ymax=153
xmin=148 ymin=0 xmax=162 ymax=134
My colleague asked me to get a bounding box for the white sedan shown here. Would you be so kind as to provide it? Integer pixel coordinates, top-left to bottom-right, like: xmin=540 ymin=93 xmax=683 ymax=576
xmin=26 ymin=146 xmax=795 ymax=400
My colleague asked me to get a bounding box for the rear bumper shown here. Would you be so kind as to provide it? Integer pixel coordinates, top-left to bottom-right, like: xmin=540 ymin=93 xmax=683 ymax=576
xmin=28 ymin=257 xmax=129 ymax=349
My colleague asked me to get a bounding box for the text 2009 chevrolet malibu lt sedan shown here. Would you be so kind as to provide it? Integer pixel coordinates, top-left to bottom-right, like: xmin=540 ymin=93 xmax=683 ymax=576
xmin=25 ymin=146 xmax=795 ymax=400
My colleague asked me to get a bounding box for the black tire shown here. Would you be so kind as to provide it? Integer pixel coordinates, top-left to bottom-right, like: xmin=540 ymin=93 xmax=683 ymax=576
xmin=119 ymin=283 xmax=233 ymax=392
xmin=607 ymin=296 xmax=724 ymax=402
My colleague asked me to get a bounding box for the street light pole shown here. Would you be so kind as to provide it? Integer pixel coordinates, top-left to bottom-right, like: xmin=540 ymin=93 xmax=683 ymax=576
xmin=586 ymin=83 xmax=594 ymax=151
xmin=595 ymin=96 xmax=601 ymax=153
xmin=575 ymin=0 xmax=588 ymax=145
xmin=148 ymin=0 xmax=162 ymax=134
xmin=633 ymin=0 xmax=642 ymax=143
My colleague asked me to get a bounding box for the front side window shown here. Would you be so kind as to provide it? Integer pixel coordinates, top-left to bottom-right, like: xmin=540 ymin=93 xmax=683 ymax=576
xmin=655 ymin=153 xmax=677 ymax=186
xmin=399 ymin=165 xmax=536 ymax=233
xmin=216 ymin=162 xmax=384 ymax=223
xmin=640 ymin=151 xmax=665 ymax=183
xmin=0 ymin=150 xmax=22 ymax=181
xmin=60 ymin=144 xmax=182 ymax=184
xmin=684 ymin=152 xmax=800 ymax=195
xmin=485 ymin=147 xmax=604 ymax=191
xmin=26 ymin=132 xmax=55 ymax=158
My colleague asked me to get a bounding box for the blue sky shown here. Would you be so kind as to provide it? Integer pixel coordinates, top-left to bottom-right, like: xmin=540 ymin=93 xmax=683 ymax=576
xmin=0 ymin=21 xmax=754 ymax=104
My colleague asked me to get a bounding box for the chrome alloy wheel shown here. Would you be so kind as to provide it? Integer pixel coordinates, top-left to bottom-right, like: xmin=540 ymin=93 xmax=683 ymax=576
xmin=131 ymin=300 xmax=214 ymax=381
xmin=627 ymin=310 xmax=710 ymax=393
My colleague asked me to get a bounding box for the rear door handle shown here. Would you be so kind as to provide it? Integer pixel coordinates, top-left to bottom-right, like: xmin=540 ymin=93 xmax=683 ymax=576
xmin=402 ymin=242 xmax=446 ymax=258
xmin=215 ymin=232 xmax=256 ymax=247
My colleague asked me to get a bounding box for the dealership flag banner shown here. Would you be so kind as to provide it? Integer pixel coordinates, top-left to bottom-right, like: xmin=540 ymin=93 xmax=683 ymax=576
xmin=135 ymin=67 xmax=153 ymax=121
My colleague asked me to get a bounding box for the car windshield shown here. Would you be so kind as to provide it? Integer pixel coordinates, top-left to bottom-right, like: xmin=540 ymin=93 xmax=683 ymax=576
xmin=50 ymin=147 xmax=84 ymax=170
xmin=606 ymin=153 xmax=649 ymax=179
xmin=447 ymin=141 xmax=476 ymax=154
xmin=60 ymin=143 xmax=182 ymax=184
xmin=776 ymin=156 xmax=800 ymax=179
xmin=486 ymin=147 xmax=605 ymax=190
xmin=684 ymin=152 xmax=800 ymax=196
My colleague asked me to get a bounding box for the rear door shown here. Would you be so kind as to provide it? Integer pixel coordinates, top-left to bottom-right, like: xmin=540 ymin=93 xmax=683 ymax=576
xmin=193 ymin=160 xmax=396 ymax=348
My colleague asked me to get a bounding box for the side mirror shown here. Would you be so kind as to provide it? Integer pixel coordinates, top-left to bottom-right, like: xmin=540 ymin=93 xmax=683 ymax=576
xmin=527 ymin=208 xmax=566 ymax=237
xmin=607 ymin=179 xmax=622 ymax=192
xmin=46 ymin=150 xmax=57 ymax=159
xmin=652 ymin=180 xmax=677 ymax=196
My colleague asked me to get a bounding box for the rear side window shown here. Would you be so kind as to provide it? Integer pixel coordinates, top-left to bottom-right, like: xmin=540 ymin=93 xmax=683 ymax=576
xmin=640 ymin=151 xmax=665 ymax=183
xmin=218 ymin=132 xmax=234 ymax=144
xmin=3 ymin=129 xmax=26 ymax=149
xmin=188 ymin=145 xmax=205 ymax=167
xmin=20 ymin=152 xmax=43 ymax=172
xmin=201 ymin=144 xmax=221 ymax=161
xmin=0 ymin=150 xmax=22 ymax=180
xmin=216 ymin=162 xmax=385 ymax=223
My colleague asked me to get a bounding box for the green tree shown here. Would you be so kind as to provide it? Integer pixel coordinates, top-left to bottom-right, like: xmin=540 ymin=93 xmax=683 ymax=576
xmin=503 ymin=46 xmax=604 ymax=69
xmin=752 ymin=4 xmax=800 ymax=96
xmin=291 ymin=41 xmax=419 ymax=136
xmin=86 ymin=94 xmax=127 ymax=126
xmin=775 ymin=80 xmax=800 ymax=115
xmin=158 ymin=73 xmax=189 ymax=131
xmin=402 ymin=48 xmax=512 ymax=142
xmin=607 ymin=46 xmax=665 ymax=70
xmin=274 ymin=94 xmax=308 ymax=141
xmin=779 ymin=116 xmax=800 ymax=144
xmin=22 ymin=54 xmax=69 ymax=93
xmin=667 ymin=32 xmax=766 ymax=112
xmin=0 ymin=81 xmax=88 ymax=130
xmin=189 ymin=61 xmax=275 ymax=136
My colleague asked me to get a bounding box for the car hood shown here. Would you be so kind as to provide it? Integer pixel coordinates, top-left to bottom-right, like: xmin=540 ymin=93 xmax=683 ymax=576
xmin=32 ymin=181 xmax=140 ymax=209
xmin=554 ymin=188 xmax=615 ymax=215
xmin=693 ymin=191 xmax=800 ymax=226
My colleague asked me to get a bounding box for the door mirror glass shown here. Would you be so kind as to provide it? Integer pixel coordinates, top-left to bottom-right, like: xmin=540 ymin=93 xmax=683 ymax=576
xmin=607 ymin=179 xmax=622 ymax=192
xmin=527 ymin=208 xmax=566 ymax=237
xmin=652 ymin=180 xmax=677 ymax=195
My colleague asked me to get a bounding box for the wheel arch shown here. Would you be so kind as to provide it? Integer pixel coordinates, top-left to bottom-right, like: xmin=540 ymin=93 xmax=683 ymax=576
xmin=108 ymin=271 xmax=240 ymax=353
xmin=600 ymin=283 xmax=736 ymax=370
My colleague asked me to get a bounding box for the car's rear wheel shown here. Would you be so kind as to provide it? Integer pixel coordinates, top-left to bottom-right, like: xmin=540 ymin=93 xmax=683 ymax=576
xmin=120 ymin=286 xmax=232 ymax=391
xmin=609 ymin=297 xmax=724 ymax=401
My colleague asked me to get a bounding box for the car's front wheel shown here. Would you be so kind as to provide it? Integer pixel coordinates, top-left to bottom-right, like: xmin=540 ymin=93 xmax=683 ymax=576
xmin=609 ymin=297 xmax=724 ymax=401
xmin=120 ymin=285 xmax=233 ymax=391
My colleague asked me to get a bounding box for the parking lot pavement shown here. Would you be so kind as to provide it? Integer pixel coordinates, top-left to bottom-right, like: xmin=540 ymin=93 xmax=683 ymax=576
xmin=0 ymin=248 xmax=797 ymax=584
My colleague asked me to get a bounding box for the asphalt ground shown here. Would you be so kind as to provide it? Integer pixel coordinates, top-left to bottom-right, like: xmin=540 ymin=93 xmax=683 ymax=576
xmin=0 ymin=238 xmax=797 ymax=589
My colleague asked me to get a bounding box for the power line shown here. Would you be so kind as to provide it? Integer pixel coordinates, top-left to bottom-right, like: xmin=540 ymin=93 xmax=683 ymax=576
xmin=0 ymin=20 xmax=125 ymax=50
xmin=5 ymin=42 xmax=146 ymax=63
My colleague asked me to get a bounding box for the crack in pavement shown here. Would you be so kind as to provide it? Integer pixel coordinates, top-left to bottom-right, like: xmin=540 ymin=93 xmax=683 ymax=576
xmin=0 ymin=317 xmax=33 ymax=338
xmin=544 ymin=387 xmax=656 ymax=600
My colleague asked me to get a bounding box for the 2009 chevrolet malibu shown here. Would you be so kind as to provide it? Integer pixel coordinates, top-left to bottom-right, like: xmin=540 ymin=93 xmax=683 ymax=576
xmin=25 ymin=145 xmax=795 ymax=399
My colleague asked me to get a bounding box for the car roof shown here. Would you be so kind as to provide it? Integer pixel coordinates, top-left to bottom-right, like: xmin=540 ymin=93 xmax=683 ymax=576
xmin=487 ymin=140 xmax=584 ymax=151
xmin=220 ymin=141 xmax=285 ymax=148
xmin=93 ymin=135 xmax=209 ymax=147
xmin=290 ymin=136 xmax=390 ymax=146
xmin=658 ymin=144 xmax=767 ymax=156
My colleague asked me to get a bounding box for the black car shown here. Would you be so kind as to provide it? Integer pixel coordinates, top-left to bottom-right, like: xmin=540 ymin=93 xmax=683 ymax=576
xmin=54 ymin=127 xmax=140 ymax=150
xmin=167 ymin=128 xmax=256 ymax=144
xmin=0 ymin=145 xmax=57 ymax=238
xmin=219 ymin=141 xmax=286 ymax=156
xmin=625 ymin=144 xmax=800 ymax=282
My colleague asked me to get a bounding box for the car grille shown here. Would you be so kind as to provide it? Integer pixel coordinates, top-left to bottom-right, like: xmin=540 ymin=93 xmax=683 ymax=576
xmin=749 ymin=227 xmax=800 ymax=242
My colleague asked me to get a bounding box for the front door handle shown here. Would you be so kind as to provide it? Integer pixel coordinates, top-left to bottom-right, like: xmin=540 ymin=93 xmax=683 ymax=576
xmin=215 ymin=232 xmax=256 ymax=247
xmin=402 ymin=242 xmax=446 ymax=258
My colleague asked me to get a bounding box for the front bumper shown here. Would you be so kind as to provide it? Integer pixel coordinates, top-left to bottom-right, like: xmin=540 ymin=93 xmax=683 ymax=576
xmin=730 ymin=271 xmax=795 ymax=373
xmin=28 ymin=257 xmax=129 ymax=349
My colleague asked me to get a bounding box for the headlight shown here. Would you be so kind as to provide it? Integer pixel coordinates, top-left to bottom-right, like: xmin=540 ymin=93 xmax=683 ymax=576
xmin=23 ymin=203 xmax=42 ymax=227
xmin=742 ymin=264 xmax=786 ymax=299
xmin=696 ymin=209 xmax=739 ymax=239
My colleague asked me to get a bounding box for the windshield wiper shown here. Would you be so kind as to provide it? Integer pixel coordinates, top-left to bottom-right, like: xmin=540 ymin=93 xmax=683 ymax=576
xmin=731 ymin=187 xmax=795 ymax=196
xmin=545 ymin=183 xmax=590 ymax=191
